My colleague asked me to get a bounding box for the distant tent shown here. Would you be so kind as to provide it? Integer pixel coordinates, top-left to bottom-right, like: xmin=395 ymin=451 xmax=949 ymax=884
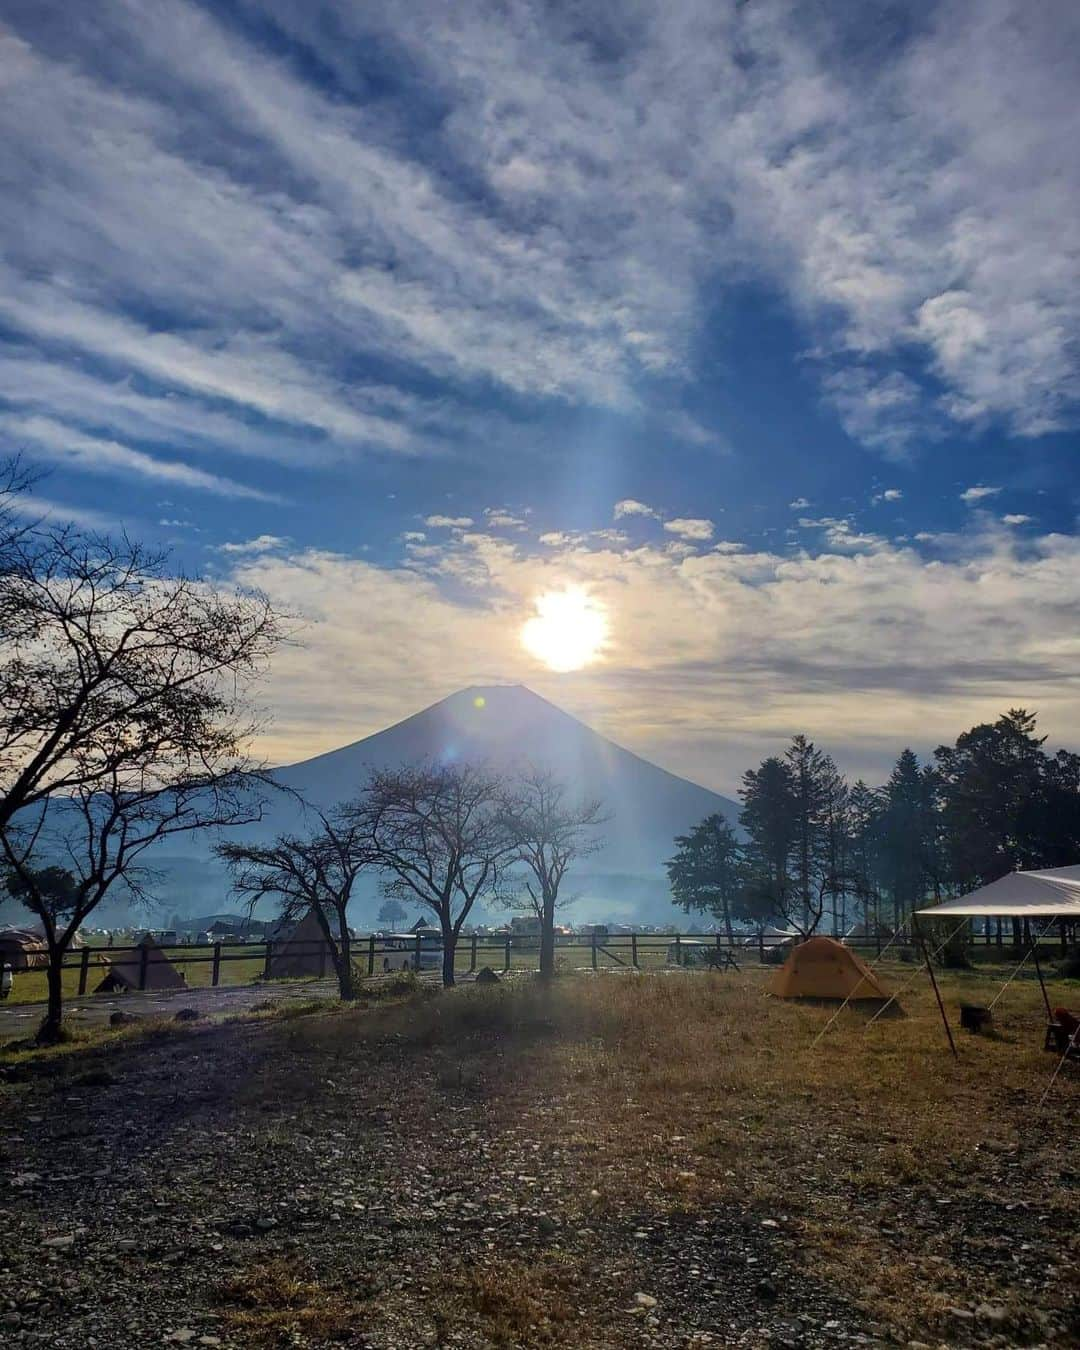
xmin=769 ymin=936 xmax=894 ymax=1006
xmin=0 ymin=926 xmax=48 ymax=971
xmin=95 ymin=933 xmax=186 ymax=993
xmin=267 ymin=907 xmax=329 ymax=979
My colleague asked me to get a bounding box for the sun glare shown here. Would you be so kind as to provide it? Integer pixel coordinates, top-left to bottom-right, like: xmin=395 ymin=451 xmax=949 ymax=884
xmin=520 ymin=586 xmax=608 ymax=672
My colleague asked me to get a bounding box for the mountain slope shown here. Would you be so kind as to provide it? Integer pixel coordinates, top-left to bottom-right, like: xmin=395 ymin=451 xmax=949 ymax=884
xmin=273 ymin=684 xmax=738 ymax=879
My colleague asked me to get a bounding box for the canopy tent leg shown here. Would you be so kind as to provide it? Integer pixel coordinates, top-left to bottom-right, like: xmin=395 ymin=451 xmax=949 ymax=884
xmin=914 ymin=914 xmax=957 ymax=1059
xmin=1028 ymin=922 xmax=1053 ymax=1022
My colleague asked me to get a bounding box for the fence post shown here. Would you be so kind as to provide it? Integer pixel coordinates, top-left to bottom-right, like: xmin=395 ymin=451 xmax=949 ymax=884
xmin=212 ymin=942 xmax=222 ymax=987
xmin=591 ymin=930 xmax=598 ymax=971
xmin=138 ymin=941 xmax=150 ymax=991
xmin=368 ymin=933 xmax=376 ymax=976
xmin=414 ymin=931 xmax=422 ymax=972
xmin=875 ymin=928 xmax=882 ymax=958
xmin=263 ymin=940 xmax=273 ymax=980
xmin=675 ymin=933 xmax=682 ymax=967
xmin=631 ymin=933 xmax=638 ymax=969
xmin=470 ymin=933 xmax=478 ymax=973
xmin=758 ymin=930 xmax=766 ymax=964
xmin=1061 ymin=920 xmax=1068 ymax=956
xmin=504 ymin=934 xmax=511 ymax=973
xmin=78 ymin=945 xmax=91 ymax=996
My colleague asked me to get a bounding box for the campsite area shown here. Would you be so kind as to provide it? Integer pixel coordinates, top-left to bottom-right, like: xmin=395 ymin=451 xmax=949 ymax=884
xmin=1 ymin=964 xmax=1076 ymax=1349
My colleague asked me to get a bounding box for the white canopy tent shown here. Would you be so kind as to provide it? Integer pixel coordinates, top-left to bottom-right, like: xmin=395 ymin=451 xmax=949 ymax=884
xmin=914 ymin=866 xmax=1079 ymax=1097
xmin=915 ymin=865 xmax=1080 ymax=919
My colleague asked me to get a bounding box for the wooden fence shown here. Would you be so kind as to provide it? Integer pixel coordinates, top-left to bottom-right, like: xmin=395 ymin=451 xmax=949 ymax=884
xmin=51 ymin=921 xmax=1076 ymax=994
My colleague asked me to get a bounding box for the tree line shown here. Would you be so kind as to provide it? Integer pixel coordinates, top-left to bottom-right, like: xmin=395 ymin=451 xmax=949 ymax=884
xmin=667 ymin=712 xmax=1080 ymax=945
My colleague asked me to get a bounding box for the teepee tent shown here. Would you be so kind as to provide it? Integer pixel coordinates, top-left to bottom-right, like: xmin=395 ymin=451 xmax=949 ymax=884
xmin=769 ymin=936 xmax=894 ymax=1004
xmin=267 ymin=907 xmax=329 ymax=979
xmin=95 ymin=933 xmax=186 ymax=993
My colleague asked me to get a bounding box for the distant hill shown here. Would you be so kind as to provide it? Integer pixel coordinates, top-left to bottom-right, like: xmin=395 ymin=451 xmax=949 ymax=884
xmin=97 ymin=686 xmax=740 ymax=926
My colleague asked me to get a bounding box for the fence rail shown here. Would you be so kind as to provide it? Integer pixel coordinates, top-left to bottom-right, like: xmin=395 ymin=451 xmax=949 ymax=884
xmin=42 ymin=920 xmax=1076 ymax=995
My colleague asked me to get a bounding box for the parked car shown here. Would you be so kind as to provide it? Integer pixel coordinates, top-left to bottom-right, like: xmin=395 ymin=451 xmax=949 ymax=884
xmin=381 ymin=932 xmax=442 ymax=972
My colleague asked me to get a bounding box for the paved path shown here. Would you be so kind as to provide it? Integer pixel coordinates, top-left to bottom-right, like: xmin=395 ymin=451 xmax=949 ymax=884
xmin=0 ymin=977 xmax=345 ymax=1042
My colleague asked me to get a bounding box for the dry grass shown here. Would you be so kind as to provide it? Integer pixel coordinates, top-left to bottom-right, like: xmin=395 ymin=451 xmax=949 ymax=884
xmin=218 ymin=1259 xmax=365 ymax=1345
xmin=280 ymin=964 xmax=1077 ymax=1338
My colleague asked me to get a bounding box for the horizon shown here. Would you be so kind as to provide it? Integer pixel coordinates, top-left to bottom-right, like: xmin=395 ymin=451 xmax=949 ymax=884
xmin=2 ymin=1 xmax=1078 ymax=793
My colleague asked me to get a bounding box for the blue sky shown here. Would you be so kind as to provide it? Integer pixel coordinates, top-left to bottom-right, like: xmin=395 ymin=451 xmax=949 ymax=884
xmin=1 ymin=0 xmax=1078 ymax=790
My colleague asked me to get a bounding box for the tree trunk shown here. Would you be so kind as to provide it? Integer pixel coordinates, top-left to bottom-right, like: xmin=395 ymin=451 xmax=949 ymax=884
xmin=538 ymin=891 xmax=556 ymax=982
xmin=441 ymin=924 xmax=456 ymax=987
xmin=722 ymin=899 xmax=733 ymax=946
xmin=336 ymin=925 xmax=356 ymax=1001
xmin=39 ymin=941 xmax=67 ymax=1043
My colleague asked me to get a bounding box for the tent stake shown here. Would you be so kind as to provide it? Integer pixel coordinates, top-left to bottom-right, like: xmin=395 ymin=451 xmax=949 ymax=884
xmin=914 ymin=915 xmax=957 ymax=1059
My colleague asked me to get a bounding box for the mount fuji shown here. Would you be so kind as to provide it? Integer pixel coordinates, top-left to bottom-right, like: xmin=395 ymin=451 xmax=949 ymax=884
xmin=98 ymin=686 xmax=740 ymax=926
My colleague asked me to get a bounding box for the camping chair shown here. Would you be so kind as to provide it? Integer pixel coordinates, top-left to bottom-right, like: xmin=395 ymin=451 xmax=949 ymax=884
xmin=1045 ymin=1007 xmax=1080 ymax=1061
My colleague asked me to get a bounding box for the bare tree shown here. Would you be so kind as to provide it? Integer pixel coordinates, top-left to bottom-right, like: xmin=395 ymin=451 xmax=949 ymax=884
xmin=0 ymin=531 xmax=280 ymax=833
xmin=4 ymin=769 xmax=270 ymax=1040
xmin=353 ymin=763 xmax=511 ymax=986
xmin=217 ymin=810 xmax=372 ymax=1001
xmin=0 ymin=532 xmax=283 ymax=1040
xmin=500 ymin=768 xmax=606 ymax=981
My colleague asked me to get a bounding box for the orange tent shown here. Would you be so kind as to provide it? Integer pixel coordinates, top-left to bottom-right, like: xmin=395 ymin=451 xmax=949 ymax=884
xmin=769 ymin=936 xmax=894 ymax=1006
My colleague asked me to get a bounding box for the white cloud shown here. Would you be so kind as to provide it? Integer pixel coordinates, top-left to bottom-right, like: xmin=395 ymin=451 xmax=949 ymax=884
xmin=1 ymin=412 xmax=277 ymax=501
xmin=960 ymin=484 xmax=1002 ymax=504
xmin=663 ymin=517 xmax=715 ymax=542
xmin=483 ymin=508 xmax=527 ymax=529
xmin=613 ymin=499 xmax=659 ymax=521
xmin=424 ymin=514 xmax=474 ymax=529
xmin=1002 ymin=513 xmax=1033 ymax=526
xmin=231 ymin=522 xmax=1080 ymax=790
xmin=872 ymin=488 xmax=904 ymax=504
xmin=401 ymin=531 xmax=427 ymax=543
xmin=216 ymin=535 xmax=290 ymax=555
xmin=788 ymin=497 xmax=811 ymax=510
xmin=7 ymin=492 xmax=118 ymax=531
xmin=0 ymin=0 xmax=1076 ymax=480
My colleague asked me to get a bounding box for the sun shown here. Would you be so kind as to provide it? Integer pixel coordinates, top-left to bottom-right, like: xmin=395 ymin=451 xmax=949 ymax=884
xmin=520 ymin=586 xmax=609 ymax=672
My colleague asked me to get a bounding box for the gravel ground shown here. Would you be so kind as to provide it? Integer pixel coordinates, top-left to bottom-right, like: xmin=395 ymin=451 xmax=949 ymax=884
xmin=0 ymin=978 xmax=351 ymax=1042
xmin=0 ymin=989 xmax=1076 ymax=1348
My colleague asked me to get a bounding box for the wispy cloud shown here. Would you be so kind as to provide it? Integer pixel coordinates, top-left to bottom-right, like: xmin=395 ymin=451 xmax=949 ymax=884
xmin=960 ymin=484 xmax=1002 ymax=504
xmin=2 ymin=0 xmax=1073 ymax=487
xmin=0 ymin=413 xmax=279 ymax=500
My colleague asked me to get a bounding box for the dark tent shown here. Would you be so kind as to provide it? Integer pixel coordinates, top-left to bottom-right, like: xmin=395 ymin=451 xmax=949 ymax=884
xmin=267 ymin=908 xmax=330 ymax=979
xmin=95 ymin=934 xmax=186 ymax=993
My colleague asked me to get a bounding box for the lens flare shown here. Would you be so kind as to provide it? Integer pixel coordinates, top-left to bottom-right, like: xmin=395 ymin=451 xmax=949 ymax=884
xmin=520 ymin=587 xmax=608 ymax=672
